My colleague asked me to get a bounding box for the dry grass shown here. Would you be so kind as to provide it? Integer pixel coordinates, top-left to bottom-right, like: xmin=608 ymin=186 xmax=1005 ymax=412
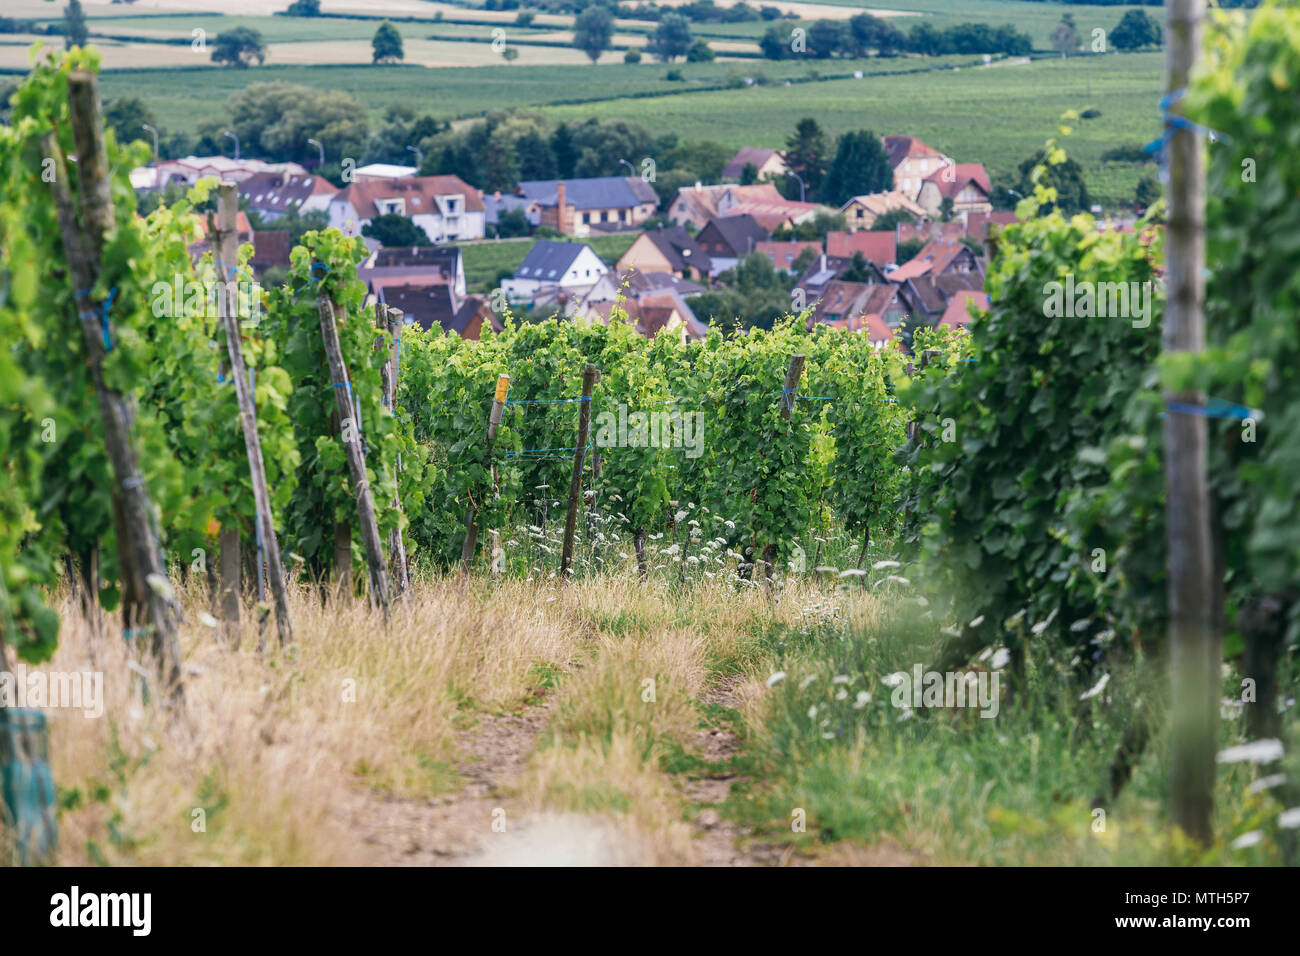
xmin=46 ymin=577 xmax=584 ymax=865
xmin=28 ymin=565 xmax=877 ymax=865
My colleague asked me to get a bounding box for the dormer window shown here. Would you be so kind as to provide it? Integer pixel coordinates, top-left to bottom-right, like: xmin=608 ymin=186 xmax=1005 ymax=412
xmin=378 ymin=199 xmax=405 ymax=216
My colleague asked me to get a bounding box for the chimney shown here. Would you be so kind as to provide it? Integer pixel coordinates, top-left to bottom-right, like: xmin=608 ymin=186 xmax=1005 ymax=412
xmin=556 ymin=181 xmax=568 ymax=234
xmin=819 ymin=253 xmax=826 ymax=273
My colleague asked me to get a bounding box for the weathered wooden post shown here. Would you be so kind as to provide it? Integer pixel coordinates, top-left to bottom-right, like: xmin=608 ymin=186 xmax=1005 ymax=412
xmin=1164 ymin=0 xmax=1218 ymax=846
xmin=213 ymin=182 xmax=294 ymax=647
xmin=317 ymin=296 xmax=391 ymax=616
xmin=461 ymin=374 xmax=510 ymax=577
xmin=763 ymin=353 xmax=805 ymax=585
xmin=560 ymin=365 xmax=600 ymax=579
xmin=47 ymin=73 xmax=182 ymax=697
xmin=379 ymin=305 xmax=411 ymax=595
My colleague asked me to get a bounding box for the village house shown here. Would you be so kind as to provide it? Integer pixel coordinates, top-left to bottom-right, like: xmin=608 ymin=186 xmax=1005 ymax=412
xmin=755 ymin=240 xmax=821 ymax=274
xmin=358 ymin=246 xmax=467 ymax=298
xmin=517 ymin=177 xmax=659 ymax=235
xmin=721 ymin=147 xmax=788 ymax=183
xmin=352 ymin=163 xmax=417 ymax=182
xmin=916 ymin=163 xmax=994 ymax=220
xmin=806 ymin=279 xmax=908 ymax=332
xmin=145 ymin=156 xmax=308 ymax=190
xmin=586 ymin=293 xmax=707 ymax=343
xmin=695 ymin=214 xmax=770 ymax=277
xmin=500 ymin=240 xmax=609 ymax=305
xmin=237 ymin=171 xmax=337 ymax=221
xmin=839 ymin=191 xmax=926 ymax=231
xmin=896 ymin=272 xmax=986 ymax=326
xmin=937 ymin=290 xmax=990 ymax=331
xmin=795 ymin=253 xmax=887 ymax=306
xmin=897 ymin=218 xmax=965 ymax=247
xmin=826 ymin=230 xmax=898 ymax=268
xmin=964 ymin=210 xmax=1020 ymax=244
xmin=824 ymin=312 xmax=897 ymax=349
xmin=328 ymin=175 xmax=485 ymax=244
xmin=887 ymin=236 xmax=983 ymax=283
xmin=667 ymin=182 xmax=818 ymax=231
xmin=616 ymin=226 xmax=711 ymax=281
xmin=582 ymin=267 xmax=704 ymax=316
xmin=883 ymin=136 xmax=953 ymax=201
xmin=377 ymin=284 xmax=500 ymax=340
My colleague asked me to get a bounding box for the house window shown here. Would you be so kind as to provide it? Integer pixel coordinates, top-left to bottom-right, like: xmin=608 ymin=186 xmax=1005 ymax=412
xmin=583 ymin=213 xmax=591 ymax=224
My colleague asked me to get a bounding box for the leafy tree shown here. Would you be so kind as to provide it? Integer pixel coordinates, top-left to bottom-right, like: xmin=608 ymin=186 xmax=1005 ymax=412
xmin=841 ymin=251 xmax=872 ymax=283
xmin=103 ymin=97 xmax=157 ymax=150
xmin=849 ymin=13 xmax=905 ymax=57
xmin=1110 ymin=10 xmax=1162 ymax=52
xmin=872 ymin=207 xmax=916 ymax=233
xmin=624 ymin=49 xmax=642 ymax=63
xmin=821 ymin=129 xmax=892 ymax=206
xmin=759 ymin=25 xmax=791 ymax=60
xmin=783 ymin=117 xmax=829 ymax=197
xmin=551 ymin=123 xmax=578 ymax=178
xmin=362 ymin=213 xmax=431 ymax=247
xmin=1134 ymin=174 xmax=1160 ymax=211
xmin=514 ymin=130 xmax=557 ymax=180
xmin=573 ymin=6 xmax=615 ymax=63
xmin=649 ymin=14 xmax=692 ymax=62
xmin=1050 ymin=13 xmax=1079 ymax=58
xmin=939 ymin=196 xmax=955 ymax=222
xmin=502 ymin=45 xmax=519 ymax=63
xmin=283 ymin=0 xmax=321 ymax=15
xmin=63 ymin=0 xmax=88 ymax=49
xmin=739 ymin=161 xmax=758 ymax=185
xmin=808 ymin=19 xmax=849 ymax=59
xmin=494 ymin=207 xmax=531 ymax=238
xmin=686 ymin=38 xmax=715 ymax=62
xmin=372 ymin=22 xmax=404 ymax=63
xmin=216 ymin=82 xmax=370 ymax=163
xmin=211 ymin=27 xmax=267 ymax=68
xmin=1017 ymin=148 xmax=1090 ymax=213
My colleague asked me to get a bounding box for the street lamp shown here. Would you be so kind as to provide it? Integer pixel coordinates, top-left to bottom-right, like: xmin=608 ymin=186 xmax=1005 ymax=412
xmin=222 ymin=130 xmax=240 ymax=162
xmin=141 ymin=123 xmax=159 ymax=158
xmin=307 ymin=137 xmax=324 ymax=168
xmin=788 ymin=170 xmax=806 ymax=203
xmin=407 ymin=144 xmax=423 ymax=169
xmin=619 ymin=158 xmax=635 ymax=177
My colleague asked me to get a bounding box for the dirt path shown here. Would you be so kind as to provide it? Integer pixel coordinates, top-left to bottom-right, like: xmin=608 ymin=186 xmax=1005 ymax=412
xmin=341 ymin=670 xmax=911 ymax=866
xmin=337 ymin=701 xmax=554 ymax=866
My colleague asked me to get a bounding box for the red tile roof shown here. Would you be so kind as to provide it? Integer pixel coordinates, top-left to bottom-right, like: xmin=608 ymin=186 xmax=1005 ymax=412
xmin=939 ymin=290 xmax=989 ymax=329
xmin=336 ymin=175 xmax=484 ymax=218
xmin=826 ymin=230 xmax=897 ymax=265
xmin=923 ymin=163 xmax=992 ymax=199
xmin=883 ymin=135 xmax=947 ymax=168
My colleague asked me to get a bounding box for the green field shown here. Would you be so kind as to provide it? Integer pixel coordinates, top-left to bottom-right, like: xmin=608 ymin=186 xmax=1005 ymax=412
xmin=92 ymin=54 xmax=975 ymax=131
xmin=541 ymin=51 xmax=1163 ymax=207
xmin=454 ymin=233 xmax=638 ymax=293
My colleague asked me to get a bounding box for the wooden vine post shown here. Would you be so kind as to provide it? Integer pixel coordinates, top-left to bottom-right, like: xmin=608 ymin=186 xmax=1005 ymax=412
xmin=560 ymin=365 xmax=600 ymax=579
xmin=461 ymin=374 xmax=510 ymax=576
xmin=213 ymin=182 xmax=293 ymax=647
xmin=763 ymin=353 xmax=805 ymax=585
xmin=379 ymin=305 xmax=411 ymax=596
xmin=46 ymin=72 xmax=183 ymax=696
xmin=316 ymin=296 xmax=391 ymax=616
xmin=1164 ymin=0 xmax=1218 ymax=846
